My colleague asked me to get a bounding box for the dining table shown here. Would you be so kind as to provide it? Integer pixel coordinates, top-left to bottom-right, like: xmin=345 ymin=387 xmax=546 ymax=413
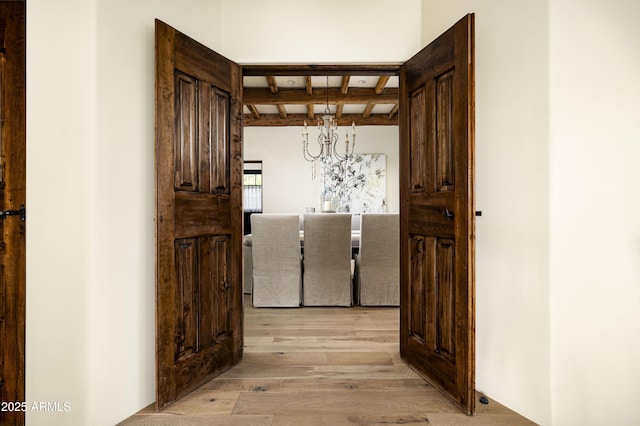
xmin=244 ymin=230 xmax=361 ymax=255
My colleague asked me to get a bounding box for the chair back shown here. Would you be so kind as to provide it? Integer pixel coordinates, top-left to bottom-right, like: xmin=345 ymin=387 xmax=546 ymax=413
xmin=251 ymin=214 xmax=302 ymax=307
xmin=357 ymin=213 xmax=399 ymax=306
xmin=303 ymin=213 xmax=352 ymax=306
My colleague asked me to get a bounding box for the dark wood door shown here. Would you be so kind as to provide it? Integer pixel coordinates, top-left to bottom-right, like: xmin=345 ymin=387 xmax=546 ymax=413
xmin=0 ymin=2 xmax=26 ymax=425
xmin=155 ymin=20 xmax=243 ymax=409
xmin=399 ymin=14 xmax=476 ymax=414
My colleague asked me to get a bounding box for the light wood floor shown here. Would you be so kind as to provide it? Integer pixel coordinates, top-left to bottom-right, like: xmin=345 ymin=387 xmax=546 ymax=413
xmin=121 ymin=297 xmax=536 ymax=425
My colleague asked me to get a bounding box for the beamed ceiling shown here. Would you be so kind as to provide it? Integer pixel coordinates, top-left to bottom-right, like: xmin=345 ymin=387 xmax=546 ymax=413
xmin=242 ymin=65 xmax=401 ymax=127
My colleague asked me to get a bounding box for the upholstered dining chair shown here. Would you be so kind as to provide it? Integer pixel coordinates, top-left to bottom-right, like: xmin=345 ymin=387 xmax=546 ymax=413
xmin=303 ymin=213 xmax=352 ymax=306
xmin=354 ymin=213 xmax=400 ymax=306
xmin=250 ymin=214 xmax=302 ymax=307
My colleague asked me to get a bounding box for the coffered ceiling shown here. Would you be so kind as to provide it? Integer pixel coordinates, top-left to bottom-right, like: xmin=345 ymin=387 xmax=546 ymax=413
xmin=242 ymin=65 xmax=401 ymax=127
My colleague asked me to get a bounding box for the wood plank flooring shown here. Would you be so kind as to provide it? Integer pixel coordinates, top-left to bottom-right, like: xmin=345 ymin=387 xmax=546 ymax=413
xmin=120 ymin=297 xmax=536 ymax=425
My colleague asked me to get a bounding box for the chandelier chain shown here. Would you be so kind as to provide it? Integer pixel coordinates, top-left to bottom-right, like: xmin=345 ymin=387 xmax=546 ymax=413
xmin=300 ymin=76 xmax=356 ymax=175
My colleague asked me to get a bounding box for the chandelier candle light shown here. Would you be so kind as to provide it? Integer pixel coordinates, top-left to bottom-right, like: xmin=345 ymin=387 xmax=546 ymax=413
xmin=300 ymin=119 xmax=356 ymax=169
xmin=300 ymin=77 xmax=356 ymax=211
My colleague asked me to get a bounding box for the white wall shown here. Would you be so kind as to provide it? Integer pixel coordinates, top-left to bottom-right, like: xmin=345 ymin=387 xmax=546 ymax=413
xmin=221 ymin=0 xmax=422 ymax=63
xmin=423 ymin=2 xmax=551 ymax=424
xmin=27 ymin=1 xmax=225 ymax=425
xmin=549 ymin=1 xmax=640 ymax=425
xmin=244 ymin=126 xmax=399 ymax=214
xmin=26 ymin=0 xmax=96 ymax=424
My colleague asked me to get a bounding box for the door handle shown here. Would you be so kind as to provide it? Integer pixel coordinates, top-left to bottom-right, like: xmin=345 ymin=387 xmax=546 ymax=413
xmin=0 ymin=204 xmax=25 ymax=221
xmin=442 ymin=209 xmax=481 ymax=218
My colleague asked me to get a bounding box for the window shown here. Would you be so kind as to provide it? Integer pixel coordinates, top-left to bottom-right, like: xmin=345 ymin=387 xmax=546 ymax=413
xmin=243 ymin=161 xmax=262 ymax=235
xmin=243 ymin=161 xmax=262 ymax=213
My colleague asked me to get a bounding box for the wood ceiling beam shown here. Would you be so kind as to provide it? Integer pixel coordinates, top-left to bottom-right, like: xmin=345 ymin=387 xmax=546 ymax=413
xmin=247 ymin=105 xmax=260 ymax=119
xmin=244 ymin=113 xmax=398 ymax=127
xmin=266 ymin=76 xmax=278 ymax=94
xmin=375 ymin=76 xmax=390 ymax=94
xmin=242 ymin=65 xmax=401 ymax=128
xmin=362 ymin=103 xmax=375 ymax=119
xmin=243 ymin=64 xmax=400 ymax=76
xmin=305 ymin=76 xmax=312 ymax=95
xmin=243 ymin=87 xmax=398 ymax=105
xmin=277 ymin=104 xmax=287 ymax=118
xmin=340 ymin=76 xmax=350 ymax=94
xmin=388 ymin=104 xmax=399 ymax=119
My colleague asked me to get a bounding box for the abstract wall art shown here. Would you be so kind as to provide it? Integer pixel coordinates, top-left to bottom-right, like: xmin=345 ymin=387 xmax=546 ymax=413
xmin=319 ymin=154 xmax=386 ymax=213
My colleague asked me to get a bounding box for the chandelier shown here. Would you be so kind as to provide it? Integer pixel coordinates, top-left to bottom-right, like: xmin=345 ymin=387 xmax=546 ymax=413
xmin=300 ymin=76 xmax=356 ymax=178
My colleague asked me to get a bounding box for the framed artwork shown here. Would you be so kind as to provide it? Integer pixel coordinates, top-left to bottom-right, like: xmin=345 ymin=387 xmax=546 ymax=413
xmin=320 ymin=154 xmax=386 ymax=213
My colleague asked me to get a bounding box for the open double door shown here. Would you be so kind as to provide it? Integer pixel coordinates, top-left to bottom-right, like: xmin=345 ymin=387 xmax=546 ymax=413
xmin=155 ymin=14 xmax=475 ymax=414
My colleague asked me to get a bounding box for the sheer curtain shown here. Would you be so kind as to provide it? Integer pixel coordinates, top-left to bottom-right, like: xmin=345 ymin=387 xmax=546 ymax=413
xmin=243 ymin=185 xmax=262 ymax=213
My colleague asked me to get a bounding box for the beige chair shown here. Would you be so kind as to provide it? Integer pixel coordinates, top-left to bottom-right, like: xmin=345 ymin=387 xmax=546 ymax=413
xmin=355 ymin=213 xmax=399 ymax=306
xmin=303 ymin=213 xmax=352 ymax=306
xmin=251 ymin=214 xmax=302 ymax=307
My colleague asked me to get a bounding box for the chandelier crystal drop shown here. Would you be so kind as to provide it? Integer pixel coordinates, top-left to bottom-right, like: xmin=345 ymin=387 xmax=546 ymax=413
xmin=300 ymin=76 xmax=356 ymax=179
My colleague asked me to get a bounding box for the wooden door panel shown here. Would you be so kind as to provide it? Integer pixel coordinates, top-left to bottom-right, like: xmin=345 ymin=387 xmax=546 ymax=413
xmin=435 ymin=238 xmax=455 ymax=360
xmin=175 ymin=238 xmax=198 ymax=360
xmin=409 ymin=88 xmax=427 ymax=192
xmin=198 ymin=238 xmax=216 ymax=348
xmin=408 ymin=235 xmax=427 ymax=342
xmin=211 ymin=236 xmax=231 ymax=338
xmin=175 ymin=73 xmax=231 ymax=194
xmin=407 ymin=235 xmax=456 ymax=354
xmin=156 ymin=20 xmax=243 ymax=409
xmin=0 ymin=3 xmax=26 ymax=425
xmin=400 ymin=14 xmax=475 ymax=415
xmin=175 ymin=72 xmax=198 ymax=191
xmin=436 ymin=71 xmax=455 ymax=192
xmin=174 ymin=192 xmax=232 ymax=236
xmin=174 ymin=235 xmax=232 ymax=360
xmin=210 ymin=88 xmax=230 ymax=193
xmin=195 ymin=235 xmax=231 ymax=349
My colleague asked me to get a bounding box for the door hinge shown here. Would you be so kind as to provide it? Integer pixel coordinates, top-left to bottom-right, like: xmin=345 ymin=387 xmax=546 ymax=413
xmin=0 ymin=204 xmax=26 ymax=221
